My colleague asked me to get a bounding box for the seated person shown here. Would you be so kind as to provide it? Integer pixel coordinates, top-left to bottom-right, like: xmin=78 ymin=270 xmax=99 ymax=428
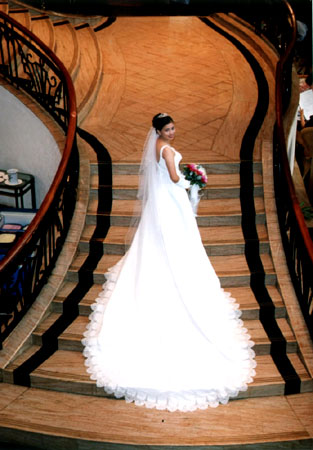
xmin=299 ymin=108 xmax=313 ymax=129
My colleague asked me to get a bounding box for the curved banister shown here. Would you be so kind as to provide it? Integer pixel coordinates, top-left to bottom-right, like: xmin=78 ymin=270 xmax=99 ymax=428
xmin=0 ymin=10 xmax=78 ymax=345
xmin=0 ymin=11 xmax=77 ymax=267
xmin=276 ymin=1 xmax=313 ymax=261
xmin=274 ymin=1 xmax=313 ymax=338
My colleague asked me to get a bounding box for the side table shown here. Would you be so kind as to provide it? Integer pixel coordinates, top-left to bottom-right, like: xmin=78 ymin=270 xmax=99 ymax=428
xmin=0 ymin=171 xmax=36 ymax=209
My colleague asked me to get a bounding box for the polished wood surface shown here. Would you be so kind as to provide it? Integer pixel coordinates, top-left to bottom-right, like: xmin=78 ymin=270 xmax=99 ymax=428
xmin=0 ymin=4 xmax=312 ymax=449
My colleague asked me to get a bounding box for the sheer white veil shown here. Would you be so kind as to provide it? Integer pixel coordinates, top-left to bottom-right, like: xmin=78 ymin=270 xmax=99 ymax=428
xmin=125 ymin=126 xmax=159 ymax=248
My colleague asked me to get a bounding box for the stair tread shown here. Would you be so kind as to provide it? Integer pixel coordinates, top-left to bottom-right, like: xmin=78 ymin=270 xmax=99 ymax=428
xmin=74 ymin=25 xmax=102 ymax=118
xmin=0 ymin=2 xmax=8 ymax=13
xmin=9 ymin=8 xmax=31 ymax=29
xmin=88 ymin=196 xmax=265 ymax=217
xmin=53 ymin=20 xmax=79 ymax=78
xmin=30 ymin=350 xmax=303 ymax=389
xmin=4 ymin=344 xmax=40 ymax=374
xmin=54 ymin=282 xmax=284 ymax=322
xmin=0 ymin=382 xmax=312 ymax=447
xmin=33 ymin=312 xmax=61 ymax=336
xmin=93 ymin=161 xmax=261 ymax=174
xmin=58 ymin=315 xmax=295 ymax=347
xmin=69 ymin=253 xmax=275 ymax=278
xmin=81 ymin=223 xmax=269 ymax=244
xmin=91 ymin=172 xmax=263 ymax=189
xmin=31 ymin=15 xmax=55 ymax=50
xmin=75 ymin=284 xmax=284 ymax=312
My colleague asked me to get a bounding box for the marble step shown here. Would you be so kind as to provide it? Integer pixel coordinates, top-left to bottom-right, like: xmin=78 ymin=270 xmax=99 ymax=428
xmin=87 ymin=196 xmax=266 ymax=227
xmin=67 ymin=253 xmax=277 ymax=287
xmin=91 ymin=161 xmax=263 ymax=176
xmin=31 ymin=14 xmax=55 ymax=51
xmin=52 ymin=282 xmax=286 ymax=321
xmin=53 ymin=20 xmax=80 ymax=80
xmin=37 ymin=314 xmax=296 ymax=356
xmin=78 ymin=223 xmax=270 ymax=256
xmin=28 ymin=350 xmax=313 ymax=399
xmin=90 ymin=173 xmax=263 ymax=200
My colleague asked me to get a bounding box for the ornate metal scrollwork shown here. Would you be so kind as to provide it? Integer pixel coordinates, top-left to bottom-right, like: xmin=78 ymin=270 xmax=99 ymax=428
xmin=0 ymin=18 xmax=67 ymax=127
xmin=0 ymin=12 xmax=78 ymax=347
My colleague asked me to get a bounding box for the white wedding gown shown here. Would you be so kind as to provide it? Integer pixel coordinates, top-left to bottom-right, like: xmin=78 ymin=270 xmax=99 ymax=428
xmin=82 ymin=145 xmax=256 ymax=412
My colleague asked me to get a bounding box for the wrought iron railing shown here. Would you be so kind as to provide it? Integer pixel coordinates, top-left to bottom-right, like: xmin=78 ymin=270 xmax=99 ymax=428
xmin=272 ymin=2 xmax=313 ymax=339
xmin=0 ymin=11 xmax=77 ymax=348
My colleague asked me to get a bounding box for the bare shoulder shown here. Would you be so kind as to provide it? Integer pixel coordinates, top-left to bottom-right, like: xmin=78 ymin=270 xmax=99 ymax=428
xmin=156 ymin=140 xmax=173 ymax=161
xmin=159 ymin=144 xmax=174 ymax=160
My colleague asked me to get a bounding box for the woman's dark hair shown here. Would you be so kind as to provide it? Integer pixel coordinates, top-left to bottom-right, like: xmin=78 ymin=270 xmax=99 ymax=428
xmin=152 ymin=113 xmax=174 ymax=132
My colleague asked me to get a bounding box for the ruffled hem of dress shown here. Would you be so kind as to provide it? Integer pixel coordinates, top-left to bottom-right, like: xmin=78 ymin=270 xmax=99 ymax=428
xmin=83 ymin=362 xmax=256 ymax=412
xmin=81 ymin=260 xmax=257 ymax=412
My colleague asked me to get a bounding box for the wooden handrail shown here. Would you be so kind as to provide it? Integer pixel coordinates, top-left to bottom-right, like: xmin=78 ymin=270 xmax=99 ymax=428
xmin=275 ymin=1 xmax=313 ymax=264
xmin=273 ymin=1 xmax=313 ymax=339
xmin=0 ymin=10 xmax=78 ymax=346
xmin=0 ymin=10 xmax=77 ymax=271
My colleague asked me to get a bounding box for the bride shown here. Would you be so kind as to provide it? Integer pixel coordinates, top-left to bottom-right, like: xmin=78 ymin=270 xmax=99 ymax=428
xmin=82 ymin=113 xmax=256 ymax=412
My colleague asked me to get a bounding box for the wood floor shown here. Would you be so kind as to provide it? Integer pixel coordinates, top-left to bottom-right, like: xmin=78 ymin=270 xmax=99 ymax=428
xmin=0 ymin=3 xmax=313 ymax=449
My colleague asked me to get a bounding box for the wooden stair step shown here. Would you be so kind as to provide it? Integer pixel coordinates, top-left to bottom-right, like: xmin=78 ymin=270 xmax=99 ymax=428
xmin=78 ymin=223 xmax=269 ymax=256
xmin=67 ymin=253 xmax=276 ymax=287
xmin=2 ymin=344 xmax=40 ymax=384
xmin=73 ymin=284 xmax=286 ymax=320
xmin=80 ymin=223 xmax=269 ymax=245
xmin=8 ymin=8 xmax=31 ymax=29
xmin=0 ymin=1 xmax=8 ymax=14
xmin=53 ymin=20 xmax=80 ymax=80
xmin=52 ymin=283 xmax=285 ymax=321
xmin=74 ymin=24 xmax=102 ymax=124
xmin=52 ymin=282 xmax=101 ymax=314
xmin=94 ymin=184 xmax=263 ymax=201
xmin=91 ymin=161 xmax=263 ymax=176
xmin=87 ymin=196 xmax=266 ymax=227
xmin=0 ymin=383 xmax=311 ymax=448
xmin=31 ymin=15 xmax=55 ymax=50
xmin=91 ymin=172 xmax=263 ymax=190
xmin=29 ymin=351 xmax=310 ymax=399
xmin=56 ymin=315 xmax=296 ymax=355
xmin=32 ymin=312 xmax=61 ymax=346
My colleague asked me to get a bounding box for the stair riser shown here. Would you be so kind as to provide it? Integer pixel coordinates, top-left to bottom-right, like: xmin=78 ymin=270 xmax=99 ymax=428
xmin=92 ymin=162 xmax=263 ymax=176
xmin=96 ymin=187 xmax=264 ymax=200
xmin=85 ymin=214 xmax=266 ymax=227
xmin=78 ymin=241 xmax=270 ymax=256
xmin=57 ymin=338 xmax=297 ymax=356
xmin=65 ymin=271 xmax=277 ymax=287
xmin=29 ymin=376 xmax=286 ymax=400
xmin=51 ymin=298 xmax=286 ymax=320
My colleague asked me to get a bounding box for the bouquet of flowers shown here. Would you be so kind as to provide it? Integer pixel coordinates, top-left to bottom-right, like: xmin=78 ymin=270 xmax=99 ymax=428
xmin=183 ymin=164 xmax=208 ymax=188
xmin=183 ymin=164 xmax=207 ymax=216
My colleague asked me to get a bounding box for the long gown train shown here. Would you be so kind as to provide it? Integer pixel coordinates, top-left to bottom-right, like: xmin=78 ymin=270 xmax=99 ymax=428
xmin=82 ymin=145 xmax=256 ymax=412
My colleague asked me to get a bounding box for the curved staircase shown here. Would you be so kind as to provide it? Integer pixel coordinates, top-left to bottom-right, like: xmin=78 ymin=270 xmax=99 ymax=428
xmin=0 ymin=3 xmax=312 ymax=448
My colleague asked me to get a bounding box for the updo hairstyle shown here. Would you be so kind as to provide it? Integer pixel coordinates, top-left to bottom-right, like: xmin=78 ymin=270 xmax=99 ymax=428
xmin=152 ymin=113 xmax=174 ymax=132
